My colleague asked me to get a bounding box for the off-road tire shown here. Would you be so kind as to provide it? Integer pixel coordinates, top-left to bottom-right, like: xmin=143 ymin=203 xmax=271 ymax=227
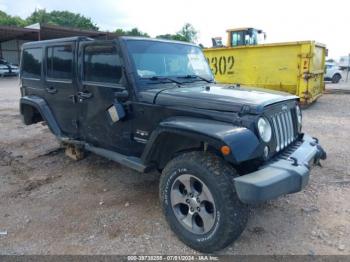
xmin=63 ymin=143 xmax=85 ymax=161
xmin=159 ymin=151 xmax=248 ymax=252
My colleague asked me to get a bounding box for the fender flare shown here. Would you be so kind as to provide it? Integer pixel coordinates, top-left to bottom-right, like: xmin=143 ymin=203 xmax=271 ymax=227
xmin=20 ymin=96 xmax=62 ymax=137
xmin=141 ymin=116 xmax=261 ymax=166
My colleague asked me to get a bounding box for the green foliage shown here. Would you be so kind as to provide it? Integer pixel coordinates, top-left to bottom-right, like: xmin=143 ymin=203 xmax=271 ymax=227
xmin=177 ymin=23 xmax=198 ymax=42
xmin=0 ymin=9 xmax=98 ymax=30
xmin=0 ymin=10 xmax=26 ymax=26
xmin=26 ymin=9 xmax=99 ymax=30
xmin=25 ymin=9 xmax=49 ymax=25
xmin=115 ymin=27 xmax=149 ymax=37
xmin=156 ymin=23 xmax=198 ymax=43
xmin=0 ymin=11 xmax=198 ymax=43
xmin=155 ymin=33 xmax=187 ymax=42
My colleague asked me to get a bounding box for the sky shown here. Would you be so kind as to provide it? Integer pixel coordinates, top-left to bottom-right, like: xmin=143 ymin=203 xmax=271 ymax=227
xmin=0 ymin=0 xmax=349 ymax=59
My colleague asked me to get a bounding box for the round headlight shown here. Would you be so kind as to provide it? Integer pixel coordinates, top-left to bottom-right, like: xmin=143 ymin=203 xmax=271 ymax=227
xmin=295 ymin=105 xmax=302 ymax=131
xmin=257 ymin=117 xmax=272 ymax=142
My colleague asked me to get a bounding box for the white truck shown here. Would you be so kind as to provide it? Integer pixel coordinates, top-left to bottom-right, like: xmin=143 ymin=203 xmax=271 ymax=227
xmin=324 ymin=62 xmax=342 ymax=83
xmin=339 ymin=56 xmax=350 ymax=70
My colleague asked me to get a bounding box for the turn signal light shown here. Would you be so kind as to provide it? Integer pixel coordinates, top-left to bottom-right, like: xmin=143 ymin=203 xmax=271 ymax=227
xmin=220 ymin=145 xmax=231 ymax=156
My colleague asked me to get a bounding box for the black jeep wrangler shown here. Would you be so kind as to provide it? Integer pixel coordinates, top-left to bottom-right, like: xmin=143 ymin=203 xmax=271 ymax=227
xmin=19 ymin=36 xmax=326 ymax=252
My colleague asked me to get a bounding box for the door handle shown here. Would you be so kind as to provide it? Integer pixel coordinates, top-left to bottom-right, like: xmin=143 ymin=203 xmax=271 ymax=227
xmin=77 ymin=91 xmax=93 ymax=101
xmin=114 ymin=90 xmax=129 ymax=100
xmin=46 ymin=86 xmax=57 ymax=94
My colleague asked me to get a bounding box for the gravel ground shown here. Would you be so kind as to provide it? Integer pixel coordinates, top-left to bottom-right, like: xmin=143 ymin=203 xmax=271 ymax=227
xmin=0 ymin=77 xmax=349 ymax=255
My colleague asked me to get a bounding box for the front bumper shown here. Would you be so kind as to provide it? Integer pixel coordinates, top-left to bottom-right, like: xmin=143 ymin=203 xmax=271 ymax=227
xmin=1 ymin=71 xmax=18 ymax=76
xmin=234 ymin=134 xmax=326 ymax=204
xmin=6 ymin=71 xmax=19 ymax=76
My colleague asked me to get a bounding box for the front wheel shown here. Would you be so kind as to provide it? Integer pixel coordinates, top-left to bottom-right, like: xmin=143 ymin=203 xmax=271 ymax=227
xmin=159 ymin=152 xmax=248 ymax=252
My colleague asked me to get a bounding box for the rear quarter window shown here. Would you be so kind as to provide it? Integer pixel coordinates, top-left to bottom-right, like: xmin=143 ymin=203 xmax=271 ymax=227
xmin=22 ymin=48 xmax=42 ymax=79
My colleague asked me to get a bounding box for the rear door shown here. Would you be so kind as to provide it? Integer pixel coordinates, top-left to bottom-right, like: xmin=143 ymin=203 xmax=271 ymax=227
xmin=77 ymin=41 xmax=138 ymax=154
xmin=44 ymin=42 xmax=79 ymax=137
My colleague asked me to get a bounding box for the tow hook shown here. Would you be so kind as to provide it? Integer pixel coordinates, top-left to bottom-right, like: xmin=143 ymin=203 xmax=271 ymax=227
xmin=314 ymin=144 xmax=327 ymax=167
xmin=316 ymin=144 xmax=327 ymax=160
xmin=310 ymin=137 xmax=318 ymax=146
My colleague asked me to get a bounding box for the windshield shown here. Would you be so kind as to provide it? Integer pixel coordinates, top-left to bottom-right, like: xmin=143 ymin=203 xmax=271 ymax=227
xmin=125 ymin=40 xmax=214 ymax=81
xmin=0 ymin=59 xmax=8 ymax=65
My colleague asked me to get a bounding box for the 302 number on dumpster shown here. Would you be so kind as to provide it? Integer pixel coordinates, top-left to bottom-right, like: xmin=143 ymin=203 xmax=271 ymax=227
xmin=207 ymin=55 xmax=234 ymax=75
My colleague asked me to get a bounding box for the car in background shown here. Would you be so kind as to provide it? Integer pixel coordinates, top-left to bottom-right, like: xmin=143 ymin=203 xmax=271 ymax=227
xmin=324 ymin=62 xmax=342 ymax=83
xmin=0 ymin=58 xmax=19 ymax=77
xmin=0 ymin=64 xmax=9 ymax=77
xmin=339 ymin=56 xmax=350 ymax=70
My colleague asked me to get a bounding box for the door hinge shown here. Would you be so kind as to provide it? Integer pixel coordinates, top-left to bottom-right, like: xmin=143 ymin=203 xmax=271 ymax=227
xmin=69 ymin=95 xmax=77 ymax=104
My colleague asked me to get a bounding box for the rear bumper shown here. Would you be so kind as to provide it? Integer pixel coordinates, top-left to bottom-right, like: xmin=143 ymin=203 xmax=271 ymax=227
xmin=234 ymin=134 xmax=326 ymax=204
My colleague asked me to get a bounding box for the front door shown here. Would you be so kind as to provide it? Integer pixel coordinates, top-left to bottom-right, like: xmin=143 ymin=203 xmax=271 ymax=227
xmin=77 ymin=41 xmax=138 ymax=155
xmin=44 ymin=42 xmax=79 ymax=137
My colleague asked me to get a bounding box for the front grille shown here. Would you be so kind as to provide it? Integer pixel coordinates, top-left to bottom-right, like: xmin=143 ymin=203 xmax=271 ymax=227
xmin=270 ymin=140 xmax=302 ymax=163
xmin=270 ymin=108 xmax=297 ymax=152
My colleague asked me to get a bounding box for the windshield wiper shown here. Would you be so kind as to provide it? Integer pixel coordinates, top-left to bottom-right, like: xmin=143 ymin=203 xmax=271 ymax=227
xmin=143 ymin=76 xmax=182 ymax=85
xmin=177 ymin=74 xmax=214 ymax=83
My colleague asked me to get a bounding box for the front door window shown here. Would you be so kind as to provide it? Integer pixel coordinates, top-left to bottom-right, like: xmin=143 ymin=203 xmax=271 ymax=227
xmin=231 ymin=32 xmax=245 ymax=46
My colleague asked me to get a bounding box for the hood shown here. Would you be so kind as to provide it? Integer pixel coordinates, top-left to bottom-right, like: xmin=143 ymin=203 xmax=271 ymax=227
xmin=138 ymin=84 xmax=298 ymax=114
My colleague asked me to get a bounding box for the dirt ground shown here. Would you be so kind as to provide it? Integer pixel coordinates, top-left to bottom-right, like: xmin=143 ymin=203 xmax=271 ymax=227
xmin=0 ymin=77 xmax=349 ymax=255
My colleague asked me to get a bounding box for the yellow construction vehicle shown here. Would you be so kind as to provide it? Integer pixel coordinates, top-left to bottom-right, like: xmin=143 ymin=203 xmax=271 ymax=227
xmin=212 ymin=27 xmax=266 ymax=47
xmin=204 ymin=28 xmax=326 ymax=105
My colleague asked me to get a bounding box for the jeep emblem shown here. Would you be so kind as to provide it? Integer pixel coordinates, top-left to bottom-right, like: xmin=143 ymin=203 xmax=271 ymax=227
xmin=282 ymin=105 xmax=288 ymax=111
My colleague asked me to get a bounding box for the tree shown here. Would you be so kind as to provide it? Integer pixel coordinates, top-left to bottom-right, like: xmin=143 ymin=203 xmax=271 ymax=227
xmin=115 ymin=27 xmax=149 ymax=37
xmin=25 ymin=9 xmax=49 ymax=25
xmin=156 ymin=23 xmax=198 ymax=43
xmin=0 ymin=9 xmax=98 ymax=30
xmin=177 ymin=23 xmax=198 ymax=43
xmin=155 ymin=33 xmax=187 ymax=42
xmin=0 ymin=10 xmax=26 ymax=26
xmin=26 ymin=9 xmax=99 ymax=30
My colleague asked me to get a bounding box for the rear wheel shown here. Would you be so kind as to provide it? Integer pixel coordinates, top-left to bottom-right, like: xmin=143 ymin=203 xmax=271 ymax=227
xmin=332 ymin=73 xmax=341 ymax=83
xmin=159 ymin=151 xmax=248 ymax=252
xmin=63 ymin=143 xmax=85 ymax=161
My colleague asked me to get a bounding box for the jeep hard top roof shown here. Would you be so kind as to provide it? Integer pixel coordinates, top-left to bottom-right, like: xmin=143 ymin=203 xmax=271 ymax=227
xmin=22 ymin=36 xmax=198 ymax=49
xmin=22 ymin=36 xmax=94 ymax=48
xmin=120 ymin=36 xmax=198 ymax=47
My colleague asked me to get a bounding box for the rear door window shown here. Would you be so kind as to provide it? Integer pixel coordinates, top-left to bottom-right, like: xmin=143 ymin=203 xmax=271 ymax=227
xmin=83 ymin=44 xmax=123 ymax=84
xmin=47 ymin=45 xmax=73 ymax=80
xmin=22 ymin=48 xmax=42 ymax=79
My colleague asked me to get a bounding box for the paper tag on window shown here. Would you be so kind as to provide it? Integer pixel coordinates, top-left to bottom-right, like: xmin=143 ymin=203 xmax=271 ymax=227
xmin=108 ymin=105 xmax=119 ymax=122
